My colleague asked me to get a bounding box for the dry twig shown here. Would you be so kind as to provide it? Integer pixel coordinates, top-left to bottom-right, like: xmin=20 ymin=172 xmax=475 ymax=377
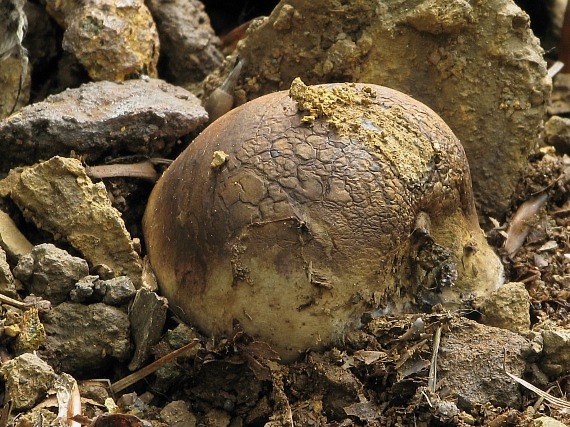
xmin=111 ymin=339 xmax=200 ymax=393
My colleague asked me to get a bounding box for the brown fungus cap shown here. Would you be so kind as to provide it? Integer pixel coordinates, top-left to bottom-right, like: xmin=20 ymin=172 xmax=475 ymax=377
xmin=143 ymin=80 xmax=503 ymax=362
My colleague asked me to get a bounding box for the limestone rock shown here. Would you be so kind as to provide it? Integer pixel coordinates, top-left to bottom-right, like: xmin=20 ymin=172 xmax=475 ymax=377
xmin=540 ymin=328 xmax=570 ymax=377
xmin=46 ymin=0 xmax=159 ymax=81
xmin=530 ymin=416 xmax=568 ymax=427
xmin=478 ymin=282 xmax=531 ymax=332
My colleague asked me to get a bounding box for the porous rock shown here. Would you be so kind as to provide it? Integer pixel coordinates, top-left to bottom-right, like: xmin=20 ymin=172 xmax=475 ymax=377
xmin=213 ymin=0 xmax=551 ymax=218
xmin=0 ymin=79 xmax=208 ymax=172
xmin=14 ymin=243 xmax=89 ymax=304
xmin=40 ymin=302 xmax=131 ymax=375
xmin=6 ymin=157 xmax=143 ymax=287
xmin=160 ymin=400 xmax=197 ymax=427
xmin=437 ymin=319 xmax=528 ymax=410
xmin=478 ymin=281 xmax=530 ymax=332
xmin=46 ymin=0 xmax=159 ymax=81
xmin=0 ymin=246 xmax=18 ymax=297
xmin=0 ymin=352 xmax=57 ymax=410
xmin=146 ymin=0 xmax=223 ymax=87
xmin=70 ymin=275 xmax=102 ymax=303
xmin=539 ymin=328 xmax=570 ymax=377
xmin=530 ymin=416 xmax=568 ymax=427
xmin=544 ymin=115 xmax=570 ymax=155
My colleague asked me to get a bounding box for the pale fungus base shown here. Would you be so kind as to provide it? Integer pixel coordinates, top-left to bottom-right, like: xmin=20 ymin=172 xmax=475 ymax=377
xmin=144 ymin=81 xmax=504 ymax=362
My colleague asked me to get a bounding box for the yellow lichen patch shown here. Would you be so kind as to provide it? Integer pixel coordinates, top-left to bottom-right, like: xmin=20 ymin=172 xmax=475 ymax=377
xmin=289 ymin=78 xmax=439 ymax=184
xmin=15 ymin=308 xmax=46 ymax=353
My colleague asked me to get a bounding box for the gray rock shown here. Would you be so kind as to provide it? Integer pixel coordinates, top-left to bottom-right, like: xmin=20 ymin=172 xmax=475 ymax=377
xmin=70 ymin=275 xmax=100 ymax=303
xmin=0 ymin=79 xmax=208 ymax=172
xmin=544 ymin=115 xmax=570 ymax=155
xmin=101 ymin=276 xmax=136 ymax=306
xmin=40 ymin=302 xmax=131 ymax=376
xmin=160 ymin=401 xmax=197 ymax=427
xmin=128 ymin=288 xmax=167 ymax=371
xmin=437 ymin=319 xmax=528 ymax=410
xmin=14 ymin=243 xmax=89 ymax=304
xmin=0 ymin=352 xmax=56 ymax=410
xmin=540 ymin=328 xmax=570 ymax=377
xmin=0 ymin=246 xmax=18 ymax=297
xmin=146 ymin=0 xmax=223 ymax=87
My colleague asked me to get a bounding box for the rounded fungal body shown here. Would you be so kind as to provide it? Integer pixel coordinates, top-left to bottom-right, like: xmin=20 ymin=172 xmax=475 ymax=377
xmin=143 ymin=80 xmax=504 ymax=362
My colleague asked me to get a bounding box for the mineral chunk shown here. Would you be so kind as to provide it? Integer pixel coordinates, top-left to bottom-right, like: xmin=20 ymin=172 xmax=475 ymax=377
xmin=0 ymin=352 xmax=56 ymax=410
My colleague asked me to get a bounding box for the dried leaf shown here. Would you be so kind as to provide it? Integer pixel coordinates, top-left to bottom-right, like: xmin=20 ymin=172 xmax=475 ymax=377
xmin=344 ymin=401 xmax=381 ymax=421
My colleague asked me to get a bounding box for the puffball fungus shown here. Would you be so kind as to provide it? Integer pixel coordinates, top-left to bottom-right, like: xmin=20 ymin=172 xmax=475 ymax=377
xmin=143 ymin=79 xmax=504 ymax=362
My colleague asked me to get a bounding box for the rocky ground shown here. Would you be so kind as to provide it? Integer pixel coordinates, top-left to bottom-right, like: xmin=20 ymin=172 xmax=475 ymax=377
xmin=0 ymin=0 xmax=569 ymax=426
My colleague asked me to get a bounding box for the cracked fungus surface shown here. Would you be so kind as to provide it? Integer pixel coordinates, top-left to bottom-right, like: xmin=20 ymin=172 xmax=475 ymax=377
xmin=203 ymin=81 xmax=468 ymax=255
xmin=144 ymin=81 xmax=479 ymax=360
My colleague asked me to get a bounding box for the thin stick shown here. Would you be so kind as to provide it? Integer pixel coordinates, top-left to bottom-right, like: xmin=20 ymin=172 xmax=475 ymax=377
xmin=503 ymin=348 xmax=570 ymax=409
xmin=111 ymin=339 xmax=200 ymax=393
xmin=85 ymin=161 xmax=159 ymax=182
xmin=0 ymin=293 xmax=29 ymax=309
xmin=428 ymin=326 xmax=442 ymax=393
